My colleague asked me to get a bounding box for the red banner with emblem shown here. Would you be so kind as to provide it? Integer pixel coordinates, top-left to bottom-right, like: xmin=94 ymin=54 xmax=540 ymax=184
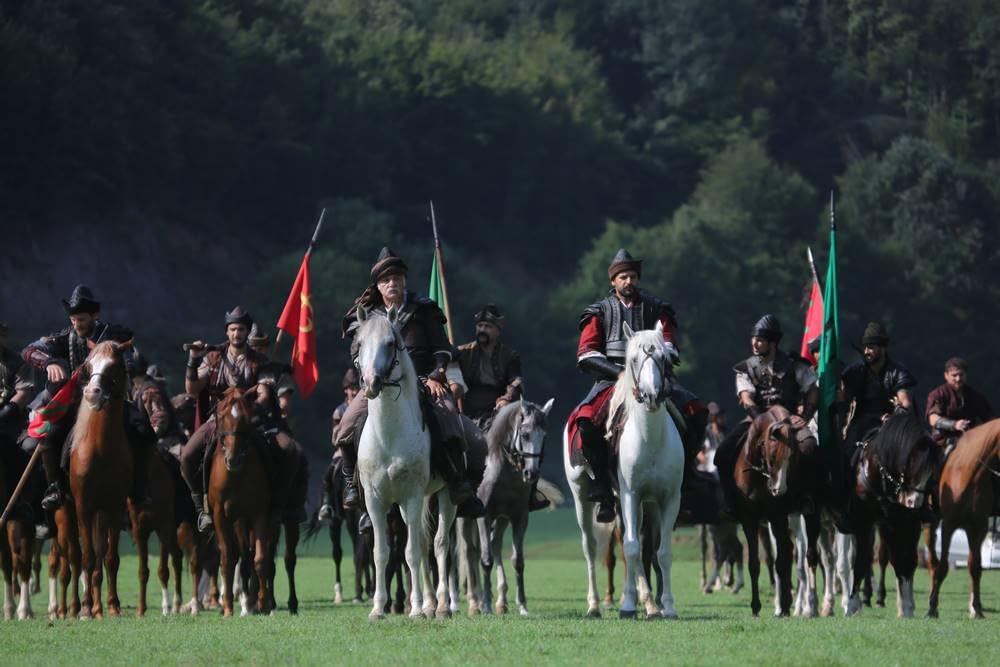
xmin=27 ymin=369 xmax=81 ymax=438
xmin=277 ymin=253 xmax=319 ymax=397
xmin=800 ymin=278 xmax=824 ymax=366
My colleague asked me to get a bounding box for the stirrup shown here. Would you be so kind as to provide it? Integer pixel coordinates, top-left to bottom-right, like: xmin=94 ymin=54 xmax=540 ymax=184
xmin=529 ymin=494 xmax=551 ymax=512
xmin=317 ymin=504 xmax=334 ymax=523
xmin=342 ymin=482 xmax=361 ymax=510
xmin=41 ymin=482 xmax=63 ymax=512
xmin=197 ymin=511 xmax=214 ymax=534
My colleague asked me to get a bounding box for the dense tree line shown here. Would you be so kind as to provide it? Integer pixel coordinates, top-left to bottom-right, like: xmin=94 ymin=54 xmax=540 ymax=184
xmin=2 ymin=1 xmax=998 ymax=469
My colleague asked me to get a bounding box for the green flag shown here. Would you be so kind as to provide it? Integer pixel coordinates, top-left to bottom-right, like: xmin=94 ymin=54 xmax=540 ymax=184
xmin=428 ymin=201 xmax=455 ymax=345
xmin=817 ymin=192 xmax=840 ymax=465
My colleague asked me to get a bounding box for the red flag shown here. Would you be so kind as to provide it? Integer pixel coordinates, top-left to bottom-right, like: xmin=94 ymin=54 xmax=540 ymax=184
xmin=28 ymin=369 xmax=81 ymax=438
xmin=277 ymin=253 xmax=319 ymax=397
xmin=800 ymin=278 xmax=824 ymax=366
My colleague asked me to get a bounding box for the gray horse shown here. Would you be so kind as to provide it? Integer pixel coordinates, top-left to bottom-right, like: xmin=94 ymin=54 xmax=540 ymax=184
xmin=474 ymin=399 xmax=555 ymax=616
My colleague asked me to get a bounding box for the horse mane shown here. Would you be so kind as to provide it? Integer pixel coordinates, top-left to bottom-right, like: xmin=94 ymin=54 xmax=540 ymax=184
xmin=946 ymin=417 xmax=1000 ymax=469
xmin=215 ymin=387 xmax=250 ymax=423
xmin=870 ymin=411 xmax=938 ymax=473
xmin=486 ymin=401 xmax=525 ymax=458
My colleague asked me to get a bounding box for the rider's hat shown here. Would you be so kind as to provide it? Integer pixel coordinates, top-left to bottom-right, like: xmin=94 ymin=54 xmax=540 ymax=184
xmin=62 ymin=285 xmax=100 ymax=315
xmin=474 ymin=303 xmax=505 ymax=329
xmin=750 ymin=314 xmax=783 ymax=343
xmin=608 ymin=248 xmax=642 ymax=279
xmin=224 ymin=306 xmax=254 ymax=329
xmin=370 ymin=247 xmax=408 ymax=282
xmin=860 ymin=321 xmax=890 ymax=346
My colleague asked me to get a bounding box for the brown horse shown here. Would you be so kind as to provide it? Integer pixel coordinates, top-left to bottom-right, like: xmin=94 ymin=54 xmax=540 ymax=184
xmin=1 ymin=458 xmax=35 ymax=619
xmin=48 ymin=503 xmax=81 ymax=619
xmin=208 ymin=388 xmax=273 ymax=617
xmin=128 ymin=450 xmax=183 ymax=616
xmin=733 ymin=405 xmax=819 ymax=617
xmin=69 ymin=340 xmax=133 ymax=618
xmin=928 ymin=418 xmax=1000 ymax=618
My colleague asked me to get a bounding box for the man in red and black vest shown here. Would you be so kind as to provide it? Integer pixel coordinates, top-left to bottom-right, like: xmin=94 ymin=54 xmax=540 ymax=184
xmin=568 ymin=249 xmax=707 ymax=523
xmin=925 ymin=357 xmax=993 ymax=451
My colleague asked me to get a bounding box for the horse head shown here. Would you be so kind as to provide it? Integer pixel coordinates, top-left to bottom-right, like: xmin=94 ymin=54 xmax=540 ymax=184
xmin=745 ymin=406 xmax=797 ymax=498
xmin=507 ymin=398 xmax=554 ymax=483
xmin=355 ymin=306 xmax=406 ymax=400
xmin=622 ymin=321 xmax=671 ymax=411
xmin=81 ymin=340 xmax=132 ymax=411
xmin=868 ymin=413 xmax=941 ymax=509
xmin=215 ymin=388 xmax=253 ymax=472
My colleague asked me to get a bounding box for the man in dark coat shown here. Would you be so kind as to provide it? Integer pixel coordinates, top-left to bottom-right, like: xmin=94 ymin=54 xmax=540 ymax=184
xmin=454 ymin=304 xmax=523 ymax=428
xmin=334 ymin=248 xmax=485 ymax=519
xmin=21 ymin=285 xmax=154 ymax=512
xmin=925 ymin=357 xmax=993 ymax=450
xmin=714 ymin=314 xmax=819 ymax=516
xmin=0 ymin=321 xmax=36 ymax=521
xmin=318 ymin=368 xmax=361 ymax=523
xmin=567 ymin=249 xmax=707 ymax=523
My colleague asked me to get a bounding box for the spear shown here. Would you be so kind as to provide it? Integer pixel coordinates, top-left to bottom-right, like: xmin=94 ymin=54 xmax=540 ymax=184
xmin=275 ymin=207 xmax=326 ymax=345
xmin=429 ymin=201 xmax=455 ymax=344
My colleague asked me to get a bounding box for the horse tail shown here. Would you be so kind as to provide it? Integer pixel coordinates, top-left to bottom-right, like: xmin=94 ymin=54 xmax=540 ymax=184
xmin=535 ymin=478 xmax=565 ymax=510
xmin=303 ymin=508 xmax=324 ymax=544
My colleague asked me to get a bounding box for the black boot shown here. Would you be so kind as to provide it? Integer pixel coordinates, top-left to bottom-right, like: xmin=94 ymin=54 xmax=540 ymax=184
xmin=340 ymin=445 xmax=361 ymax=510
xmin=578 ymin=419 xmax=613 ymax=505
xmin=528 ymin=481 xmax=550 ymax=512
xmin=439 ymin=439 xmax=486 ymax=518
xmin=192 ymin=492 xmax=213 ymax=533
xmin=358 ymin=511 xmax=373 ymax=534
xmin=39 ymin=445 xmax=64 ymax=512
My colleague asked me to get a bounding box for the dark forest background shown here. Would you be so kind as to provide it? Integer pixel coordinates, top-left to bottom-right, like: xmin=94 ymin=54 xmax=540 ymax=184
xmin=3 ymin=0 xmax=999 ymax=493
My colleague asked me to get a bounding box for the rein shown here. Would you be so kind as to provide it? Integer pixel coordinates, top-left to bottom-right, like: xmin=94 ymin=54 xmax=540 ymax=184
xmin=629 ymin=346 xmax=669 ymax=406
xmin=502 ymin=416 xmax=544 ymax=472
xmin=360 ymin=337 xmax=406 ymax=401
xmin=862 ymin=440 xmax=931 ymax=498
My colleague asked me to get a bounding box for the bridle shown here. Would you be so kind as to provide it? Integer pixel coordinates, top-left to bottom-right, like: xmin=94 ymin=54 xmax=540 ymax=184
xmin=503 ymin=414 xmax=545 ymax=473
xmin=745 ymin=418 xmax=794 ymax=481
xmin=358 ymin=333 xmax=406 ymax=401
xmin=862 ymin=440 xmax=933 ymax=500
xmin=629 ymin=344 xmax=669 ymax=406
xmin=215 ymin=403 xmax=249 ymax=472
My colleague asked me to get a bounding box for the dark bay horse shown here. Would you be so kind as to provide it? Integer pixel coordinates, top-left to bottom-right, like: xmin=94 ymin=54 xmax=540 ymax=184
xmin=1 ymin=457 xmax=35 ymax=619
xmin=207 ymin=388 xmax=273 ymax=616
xmin=844 ymin=412 xmax=941 ymax=617
xmin=69 ymin=340 xmax=133 ymax=618
xmin=928 ymin=418 xmax=1000 ymax=618
xmin=733 ymin=405 xmax=819 ymax=617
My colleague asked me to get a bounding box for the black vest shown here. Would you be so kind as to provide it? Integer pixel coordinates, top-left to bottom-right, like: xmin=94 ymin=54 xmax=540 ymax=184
xmin=733 ymin=350 xmax=804 ymax=410
xmin=579 ymin=291 xmax=676 ymax=362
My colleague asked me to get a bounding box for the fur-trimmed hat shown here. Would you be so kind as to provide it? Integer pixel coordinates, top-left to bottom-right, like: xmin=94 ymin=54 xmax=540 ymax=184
xmin=474 ymin=303 xmax=505 ymax=329
xmin=608 ymin=248 xmax=642 ymax=279
xmin=224 ymin=306 xmax=254 ymax=328
xmin=861 ymin=321 xmax=890 ymax=346
xmin=370 ymin=247 xmax=408 ymax=282
xmin=62 ymin=285 xmax=100 ymax=315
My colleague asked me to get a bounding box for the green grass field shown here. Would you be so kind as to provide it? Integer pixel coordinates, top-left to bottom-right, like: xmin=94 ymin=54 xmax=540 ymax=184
xmin=1 ymin=509 xmax=997 ymax=665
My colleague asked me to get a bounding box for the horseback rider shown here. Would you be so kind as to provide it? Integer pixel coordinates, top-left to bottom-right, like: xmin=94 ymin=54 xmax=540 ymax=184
xmin=129 ymin=349 xmax=180 ymax=446
xmin=180 ymin=307 xmax=304 ymax=531
xmin=840 ymin=321 xmax=916 ymax=452
xmin=569 ymin=249 xmax=707 ymax=523
xmin=334 ymin=247 xmax=486 ymax=519
xmin=714 ymin=315 xmax=820 ymax=517
xmin=0 ymin=321 xmax=36 ymax=521
xmin=455 ymin=304 xmax=523 ymax=429
xmin=456 ymin=303 xmax=550 ymax=512
xmin=20 ymin=285 xmax=154 ymax=513
xmin=318 ymin=368 xmax=360 ymax=523
xmin=925 ymin=357 xmax=993 ymax=451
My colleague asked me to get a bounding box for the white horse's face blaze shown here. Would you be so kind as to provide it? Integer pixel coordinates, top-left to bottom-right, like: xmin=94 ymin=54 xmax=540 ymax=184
xmin=626 ymin=331 xmax=667 ymax=410
xmin=763 ymin=422 xmax=794 ymax=497
xmin=82 ymin=348 xmax=124 ymax=411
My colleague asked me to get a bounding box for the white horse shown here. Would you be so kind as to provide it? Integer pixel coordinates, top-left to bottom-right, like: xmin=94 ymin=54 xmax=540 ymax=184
xmin=565 ymin=321 xmax=686 ymax=619
xmin=354 ymin=306 xmax=456 ymax=620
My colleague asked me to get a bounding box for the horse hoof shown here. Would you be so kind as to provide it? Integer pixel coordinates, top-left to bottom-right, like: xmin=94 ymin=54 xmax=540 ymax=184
xmin=731 ymin=583 xmax=744 ymax=595
xmin=645 ymin=611 xmax=662 ymax=620
xmin=662 ymin=611 xmax=679 ymax=620
xmin=435 ymin=608 xmax=451 ymax=619
xmin=926 ymin=608 xmax=938 ymax=619
xmin=334 ymin=593 xmax=344 ymax=604
xmin=970 ymin=610 xmax=985 ymax=620
xmin=18 ymin=610 xmax=34 ymax=621
xmin=875 ymin=600 xmax=885 ymax=609
xmin=351 ymin=597 xmax=362 ymax=605
xmin=519 ymin=607 xmax=529 ymax=617
xmin=619 ymin=609 xmax=637 ymax=620
xmin=585 ymin=607 xmax=601 ymax=619
xmin=369 ymin=610 xmax=386 ymax=621
xmin=495 ymin=604 xmax=508 ymax=616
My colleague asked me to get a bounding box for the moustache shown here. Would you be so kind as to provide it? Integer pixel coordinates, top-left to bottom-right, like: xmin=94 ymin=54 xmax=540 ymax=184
xmin=476 ymin=333 xmax=491 ymax=343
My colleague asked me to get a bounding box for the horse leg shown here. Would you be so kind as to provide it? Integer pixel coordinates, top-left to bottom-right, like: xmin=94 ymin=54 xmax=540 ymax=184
xmin=891 ymin=518 xmax=920 ymax=618
xmin=837 ymin=531 xmax=856 ymax=616
xmin=928 ymin=517 xmax=954 ymax=618
xmin=818 ymin=517 xmax=836 ymax=617
xmin=802 ymin=512 xmax=821 ymax=618
xmin=965 ymin=519 xmax=988 ymax=619
xmin=741 ymin=517 xmax=762 ymax=617
xmin=618 ymin=491 xmax=641 ymax=619
xmin=791 ymin=514 xmax=806 ymax=616
xmin=366 ymin=497 xmax=390 ymax=620
xmin=168 ymin=538 xmax=183 ymax=615
xmin=431 ymin=496 xmax=456 ymax=618
xmin=655 ymin=494 xmax=681 ymax=619
xmin=398 ymin=495 xmax=426 ymax=619
xmin=511 ymin=513 xmax=529 ymax=617
xmin=491 ymin=516 xmax=509 ymax=615
xmin=252 ymin=517 xmax=272 ymax=616
xmin=31 ymin=540 xmax=42 ymax=595
xmin=731 ymin=530 xmax=745 ymax=594
xmin=848 ymin=520 xmax=874 ymax=616
xmin=330 ymin=519 xmax=344 ymax=603
xmin=875 ymin=527 xmax=889 ymax=608
xmin=76 ymin=508 xmax=99 ymax=618
xmin=47 ymin=541 xmax=59 ymax=619
xmin=133 ymin=518 xmax=150 ymax=618
xmin=216 ymin=523 xmax=237 ymax=617
xmin=759 ymin=524 xmax=776 ymax=591
xmin=284 ymin=520 xmax=299 ymax=615
xmin=104 ymin=514 xmax=122 ymax=617
xmin=770 ymin=515 xmax=793 ymax=617
xmin=603 ymin=524 xmax=617 ymax=607
xmin=699 ymin=525 xmax=708 ymax=590
xmin=572 ymin=493 xmax=602 ymax=618
xmin=478 ymin=517 xmax=495 ymax=615
xmin=457 ymin=518 xmax=481 ymax=616
xmin=702 ymin=526 xmax=719 ymax=594
xmin=1 ymin=529 xmax=13 ymax=620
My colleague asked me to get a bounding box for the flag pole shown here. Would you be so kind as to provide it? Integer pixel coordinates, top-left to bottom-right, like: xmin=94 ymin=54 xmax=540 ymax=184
xmin=430 ymin=201 xmax=455 ymax=344
xmin=276 ymin=207 xmax=326 ymax=345
xmin=807 ymin=247 xmax=821 ymax=287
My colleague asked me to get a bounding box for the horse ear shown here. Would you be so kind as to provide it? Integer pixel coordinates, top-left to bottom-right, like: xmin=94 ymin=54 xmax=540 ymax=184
xmin=86 ymin=339 xmax=97 ymax=350
xmin=654 ymin=320 xmax=663 ymax=334
xmin=519 ymin=399 xmax=529 ymax=417
xmin=541 ymin=397 xmax=555 ymax=416
xmin=357 ymin=305 xmax=368 ymax=323
xmin=623 ymin=322 xmax=635 ymax=340
xmin=116 ymin=338 xmax=135 ymax=351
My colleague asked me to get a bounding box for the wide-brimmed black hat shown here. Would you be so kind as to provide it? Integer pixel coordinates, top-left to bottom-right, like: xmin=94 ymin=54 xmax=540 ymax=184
xmin=750 ymin=314 xmax=783 ymax=342
xmin=370 ymin=247 xmax=408 ymax=282
xmin=62 ymin=285 xmax=100 ymax=315
xmin=474 ymin=303 xmax=505 ymax=329
xmin=861 ymin=321 xmax=890 ymax=346
xmin=608 ymin=248 xmax=642 ymax=279
xmin=225 ymin=306 xmax=254 ymax=328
